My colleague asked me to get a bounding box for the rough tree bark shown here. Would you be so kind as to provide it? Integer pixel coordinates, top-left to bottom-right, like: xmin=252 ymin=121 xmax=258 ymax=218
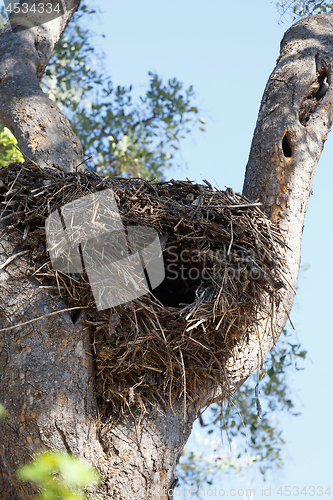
xmin=0 ymin=0 xmax=83 ymax=170
xmin=1 ymin=5 xmax=333 ymax=499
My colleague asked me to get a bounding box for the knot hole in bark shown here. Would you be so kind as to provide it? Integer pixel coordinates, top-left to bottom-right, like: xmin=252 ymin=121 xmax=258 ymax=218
xmin=70 ymin=309 xmax=82 ymax=325
xmin=282 ymin=132 xmax=292 ymax=158
xmin=299 ymin=70 xmax=329 ymax=126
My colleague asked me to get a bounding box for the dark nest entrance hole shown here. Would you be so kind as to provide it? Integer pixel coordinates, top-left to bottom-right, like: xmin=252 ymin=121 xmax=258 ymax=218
xmin=152 ymin=252 xmax=201 ymax=307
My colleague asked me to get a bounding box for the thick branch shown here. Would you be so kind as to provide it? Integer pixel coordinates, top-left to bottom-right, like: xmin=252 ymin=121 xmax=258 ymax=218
xmin=200 ymin=14 xmax=333 ymax=407
xmin=0 ymin=0 xmax=83 ymax=171
xmin=230 ymin=13 xmax=333 ymax=394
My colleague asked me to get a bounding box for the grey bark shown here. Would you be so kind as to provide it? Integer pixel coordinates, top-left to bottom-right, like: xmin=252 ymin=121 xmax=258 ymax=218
xmin=0 ymin=0 xmax=83 ymax=170
xmin=0 ymin=232 xmax=196 ymax=499
xmin=234 ymin=12 xmax=333 ymax=396
xmin=1 ymin=8 xmax=333 ymax=500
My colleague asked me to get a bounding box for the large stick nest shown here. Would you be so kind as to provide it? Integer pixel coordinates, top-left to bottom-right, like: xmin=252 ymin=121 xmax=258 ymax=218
xmin=0 ymin=162 xmax=288 ymax=414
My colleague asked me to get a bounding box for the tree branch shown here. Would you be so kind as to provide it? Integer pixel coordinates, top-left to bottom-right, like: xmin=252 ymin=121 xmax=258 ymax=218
xmin=200 ymin=13 xmax=333 ymax=407
xmin=0 ymin=0 xmax=83 ymax=171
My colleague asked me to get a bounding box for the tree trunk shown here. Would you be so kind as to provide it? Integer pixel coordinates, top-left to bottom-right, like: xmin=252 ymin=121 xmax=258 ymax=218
xmin=1 ymin=7 xmax=333 ymax=499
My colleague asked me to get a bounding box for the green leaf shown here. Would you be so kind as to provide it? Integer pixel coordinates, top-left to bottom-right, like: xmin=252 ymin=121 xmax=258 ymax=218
xmin=0 ymin=403 xmax=7 ymax=419
xmin=17 ymin=451 xmax=100 ymax=500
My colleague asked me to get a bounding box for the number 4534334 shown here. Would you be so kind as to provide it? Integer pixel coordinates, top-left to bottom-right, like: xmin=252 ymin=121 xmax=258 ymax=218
xmin=6 ymin=3 xmax=61 ymax=14
xmin=277 ymin=486 xmax=331 ymax=496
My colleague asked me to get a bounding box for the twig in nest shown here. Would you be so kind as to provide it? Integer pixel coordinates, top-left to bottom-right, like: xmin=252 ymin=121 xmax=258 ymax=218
xmin=74 ymin=155 xmax=93 ymax=172
xmin=0 ymin=306 xmax=89 ymax=333
xmin=179 ymin=347 xmax=187 ymax=420
xmin=0 ymin=250 xmax=30 ymax=271
xmin=14 ymin=145 xmax=39 ymax=167
xmin=227 ymin=218 xmax=233 ymax=256
xmin=279 ymin=271 xmax=297 ymax=295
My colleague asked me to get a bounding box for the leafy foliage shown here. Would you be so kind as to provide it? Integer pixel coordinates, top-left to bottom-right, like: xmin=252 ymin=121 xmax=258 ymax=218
xmin=42 ymin=3 xmax=202 ymax=180
xmin=17 ymin=451 xmax=100 ymax=500
xmin=69 ymin=73 xmax=199 ymax=180
xmin=276 ymin=0 xmax=333 ymax=20
xmin=0 ymin=124 xmax=24 ymax=167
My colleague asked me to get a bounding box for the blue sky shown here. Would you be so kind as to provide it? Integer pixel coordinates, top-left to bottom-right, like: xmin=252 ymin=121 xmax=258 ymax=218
xmin=87 ymin=1 xmax=333 ymax=498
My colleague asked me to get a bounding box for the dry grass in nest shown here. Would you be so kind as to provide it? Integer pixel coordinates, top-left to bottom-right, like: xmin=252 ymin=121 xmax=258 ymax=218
xmin=0 ymin=162 xmax=288 ymax=414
